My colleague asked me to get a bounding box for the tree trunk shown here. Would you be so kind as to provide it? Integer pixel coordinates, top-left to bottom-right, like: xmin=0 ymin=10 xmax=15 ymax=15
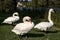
xmin=46 ymin=0 xmax=49 ymax=7
xmin=13 ymin=0 xmax=17 ymax=12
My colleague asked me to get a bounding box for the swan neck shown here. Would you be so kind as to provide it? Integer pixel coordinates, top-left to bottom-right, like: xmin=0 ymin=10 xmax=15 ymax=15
xmin=48 ymin=11 xmax=53 ymax=25
xmin=13 ymin=14 xmax=15 ymax=17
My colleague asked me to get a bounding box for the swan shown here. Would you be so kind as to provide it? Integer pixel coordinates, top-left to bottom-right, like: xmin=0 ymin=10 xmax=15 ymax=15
xmin=12 ymin=16 xmax=34 ymax=35
xmin=34 ymin=8 xmax=55 ymax=31
xmin=11 ymin=16 xmax=34 ymax=39
xmin=2 ymin=12 xmax=19 ymax=24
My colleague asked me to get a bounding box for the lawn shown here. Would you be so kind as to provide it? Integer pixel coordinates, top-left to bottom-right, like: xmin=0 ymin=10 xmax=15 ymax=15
xmin=0 ymin=10 xmax=60 ymax=40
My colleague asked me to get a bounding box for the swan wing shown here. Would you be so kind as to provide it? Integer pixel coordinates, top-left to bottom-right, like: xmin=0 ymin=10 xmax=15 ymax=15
xmin=34 ymin=22 xmax=53 ymax=30
xmin=12 ymin=22 xmax=34 ymax=35
xmin=2 ymin=16 xmax=19 ymax=24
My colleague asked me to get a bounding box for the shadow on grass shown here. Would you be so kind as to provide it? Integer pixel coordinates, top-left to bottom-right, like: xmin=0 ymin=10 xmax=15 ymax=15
xmin=42 ymin=30 xmax=59 ymax=34
xmin=0 ymin=23 xmax=12 ymax=26
xmin=20 ymin=33 xmax=45 ymax=37
xmin=35 ymin=29 xmax=59 ymax=34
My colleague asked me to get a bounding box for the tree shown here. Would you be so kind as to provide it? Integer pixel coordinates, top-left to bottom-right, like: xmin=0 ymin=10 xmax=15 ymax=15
xmin=49 ymin=0 xmax=60 ymax=7
xmin=13 ymin=0 xmax=17 ymax=12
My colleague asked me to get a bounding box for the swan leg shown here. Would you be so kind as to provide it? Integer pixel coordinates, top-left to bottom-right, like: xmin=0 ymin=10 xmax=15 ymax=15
xmin=44 ymin=31 xmax=49 ymax=40
xmin=19 ymin=35 xmax=24 ymax=40
xmin=46 ymin=34 xmax=49 ymax=40
xmin=12 ymin=22 xmax=16 ymax=26
xmin=26 ymin=35 xmax=29 ymax=40
xmin=24 ymin=35 xmax=29 ymax=40
xmin=26 ymin=35 xmax=28 ymax=40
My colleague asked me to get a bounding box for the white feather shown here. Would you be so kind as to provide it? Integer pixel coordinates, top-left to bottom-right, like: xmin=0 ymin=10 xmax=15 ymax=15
xmin=34 ymin=22 xmax=53 ymax=31
xmin=34 ymin=8 xmax=54 ymax=31
xmin=2 ymin=12 xmax=19 ymax=24
xmin=12 ymin=16 xmax=34 ymax=35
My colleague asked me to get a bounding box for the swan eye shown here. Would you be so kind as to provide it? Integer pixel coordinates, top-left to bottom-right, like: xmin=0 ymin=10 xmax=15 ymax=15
xmin=26 ymin=20 xmax=28 ymax=21
xmin=14 ymin=14 xmax=18 ymax=16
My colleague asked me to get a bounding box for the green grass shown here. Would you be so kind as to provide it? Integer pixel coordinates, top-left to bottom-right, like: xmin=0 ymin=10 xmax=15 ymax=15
xmin=0 ymin=11 xmax=60 ymax=40
xmin=0 ymin=24 xmax=60 ymax=40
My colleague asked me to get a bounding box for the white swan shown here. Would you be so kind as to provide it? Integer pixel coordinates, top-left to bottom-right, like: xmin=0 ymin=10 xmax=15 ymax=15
xmin=2 ymin=12 xmax=19 ymax=24
xmin=12 ymin=16 xmax=34 ymax=35
xmin=34 ymin=8 xmax=55 ymax=31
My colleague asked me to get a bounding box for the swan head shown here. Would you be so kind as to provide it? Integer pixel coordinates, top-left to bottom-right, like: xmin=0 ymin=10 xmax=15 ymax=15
xmin=23 ymin=16 xmax=32 ymax=23
xmin=49 ymin=8 xmax=55 ymax=13
xmin=13 ymin=12 xmax=19 ymax=16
